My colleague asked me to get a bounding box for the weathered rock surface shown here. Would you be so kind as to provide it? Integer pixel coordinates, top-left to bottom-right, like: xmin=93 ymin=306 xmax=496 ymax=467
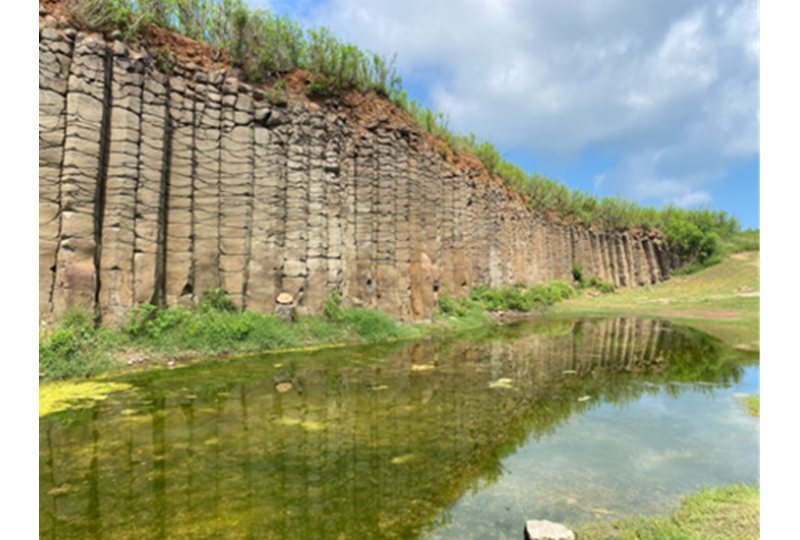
xmin=39 ymin=28 xmax=676 ymax=325
xmin=524 ymin=520 xmax=576 ymax=540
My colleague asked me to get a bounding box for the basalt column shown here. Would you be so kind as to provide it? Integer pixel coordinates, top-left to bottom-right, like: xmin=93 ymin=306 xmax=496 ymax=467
xmin=375 ymin=129 xmax=401 ymax=316
xmin=438 ymin=165 xmax=456 ymax=297
xmin=281 ymin=104 xmax=311 ymax=312
xmin=190 ymin=70 xmax=223 ymax=302
xmin=218 ymin=80 xmax=254 ymax=309
xmin=354 ymin=133 xmax=377 ymax=309
xmin=324 ymin=118 xmax=348 ymax=309
xmin=39 ymin=28 xmax=74 ymax=317
xmin=303 ymin=110 xmax=331 ymax=315
xmin=245 ymin=103 xmax=288 ymax=313
xmin=98 ymin=41 xmax=144 ymax=326
xmin=134 ymin=68 xmax=169 ymax=306
xmin=52 ymin=35 xmax=109 ymax=316
xmin=643 ymin=238 xmax=662 ymax=284
xmin=393 ymin=131 xmax=413 ymax=321
xmin=164 ymin=69 xmax=197 ymax=308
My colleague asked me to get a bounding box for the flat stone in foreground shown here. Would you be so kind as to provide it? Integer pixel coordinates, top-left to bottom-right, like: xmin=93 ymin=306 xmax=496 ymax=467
xmin=524 ymin=519 xmax=576 ymax=540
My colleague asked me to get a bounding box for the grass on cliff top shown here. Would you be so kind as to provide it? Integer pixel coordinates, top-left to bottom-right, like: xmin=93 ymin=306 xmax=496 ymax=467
xmin=550 ymin=252 xmax=760 ymax=349
xmin=576 ymin=483 xmax=759 ymax=540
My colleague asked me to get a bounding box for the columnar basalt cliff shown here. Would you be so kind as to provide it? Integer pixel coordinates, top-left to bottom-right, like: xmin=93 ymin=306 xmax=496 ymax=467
xmin=39 ymin=24 xmax=676 ymax=325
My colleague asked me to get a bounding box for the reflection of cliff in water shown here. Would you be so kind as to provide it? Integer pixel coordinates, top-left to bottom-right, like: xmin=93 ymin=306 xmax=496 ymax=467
xmin=39 ymin=318 xmax=750 ymax=540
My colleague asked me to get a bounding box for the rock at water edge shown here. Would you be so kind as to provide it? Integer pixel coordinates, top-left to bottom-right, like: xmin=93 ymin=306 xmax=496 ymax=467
xmin=524 ymin=519 xmax=576 ymax=540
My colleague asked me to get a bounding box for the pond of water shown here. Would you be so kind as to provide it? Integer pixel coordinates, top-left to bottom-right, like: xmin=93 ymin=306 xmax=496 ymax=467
xmin=39 ymin=317 xmax=759 ymax=540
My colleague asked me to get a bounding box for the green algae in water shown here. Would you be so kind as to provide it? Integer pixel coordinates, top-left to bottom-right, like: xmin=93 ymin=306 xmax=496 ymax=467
xmin=39 ymin=380 xmax=132 ymax=417
xmin=39 ymin=318 xmax=758 ymax=540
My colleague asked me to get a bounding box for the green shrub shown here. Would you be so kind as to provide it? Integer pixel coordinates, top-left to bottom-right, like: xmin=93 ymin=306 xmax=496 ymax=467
xmin=572 ymin=262 xmax=585 ymax=287
xmin=501 ymin=287 xmax=534 ymax=312
xmin=438 ymin=294 xmax=482 ymax=317
xmin=309 ymin=74 xmax=334 ymax=96
xmin=69 ymin=0 xmax=136 ymax=33
xmin=342 ymin=309 xmax=415 ymax=342
xmin=725 ymin=229 xmax=759 ymax=253
xmin=39 ymin=308 xmax=117 ymax=380
xmin=469 ymin=285 xmax=506 ymax=311
xmin=324 ymin=290 xmax=343 ymax=321
xmin=200 ymin=287 xmax=237 ymax=312
xmin=588 ymin=276 xmax=615 ymax=294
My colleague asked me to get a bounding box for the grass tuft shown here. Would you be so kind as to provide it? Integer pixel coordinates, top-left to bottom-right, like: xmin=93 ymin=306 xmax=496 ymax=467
xmin=740 ymin=394 xmax=759 ymax=417
xmin=577 ymin=483 xmax=759 ymax=540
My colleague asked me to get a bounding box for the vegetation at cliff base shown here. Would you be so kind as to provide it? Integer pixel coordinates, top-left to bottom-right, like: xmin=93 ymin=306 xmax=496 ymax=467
xmin=39 ymin=281 xmax=584 ymax=381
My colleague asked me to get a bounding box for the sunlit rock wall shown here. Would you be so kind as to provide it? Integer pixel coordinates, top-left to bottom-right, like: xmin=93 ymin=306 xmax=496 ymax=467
xmin=39 ymin=28 xmax=675 ymax=325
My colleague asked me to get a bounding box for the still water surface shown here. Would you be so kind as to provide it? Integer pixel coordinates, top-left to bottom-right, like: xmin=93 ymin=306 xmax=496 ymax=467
xmin=39 ymin=317 xmax=759 ymax=540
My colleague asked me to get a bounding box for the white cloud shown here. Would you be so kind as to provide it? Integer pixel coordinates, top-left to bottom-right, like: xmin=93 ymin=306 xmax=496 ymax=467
xmin=305 ymin=0 xmax=759 ymax=206
xmin=673 ymin=190 xmax=713 ymax=208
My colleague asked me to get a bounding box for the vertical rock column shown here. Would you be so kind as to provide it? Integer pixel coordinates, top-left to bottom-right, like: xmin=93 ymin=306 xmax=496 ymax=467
xmin=219 ymin=80 xmax=254 ymax=309
xmin=245 ymin=102 xmax=285 ymax=312
xmin=588 ymin=231 xmax=603 ymax=282
xmin=304 ymin=111 xmax=330 ymax=315
xmin=629 ymin=235 xmax=645 ymax=286
xmin=134 ymin=67 xmax=169 ymax=306
xmin=354 ymin=133 xmax=376 ymax=307
xmin=281 ymin=105 xmax=311 ymax=310
xmin=408 ymin=150 xmax=424 ymax=319
xmin=653 ymin=239 xmax=672 ymax=280
xmin=614 ymin=234 xmax=631 ymax=287
xmin=438 ymin=165 xmax=455 ymax=294
xmin=324 ymin=118 xmax=346 ymax=306
xmin=52 ymin=35 xmax=109 ymax=316
xmin=457 ymin=173 xmax=476 ymax=294
xmin=643 ymin=238 xmax=662 ymax=284
xmin=39 ymin=28 xmax=74 ymax=317
xmin=585 ymin=230 xmax=599 ymax=281
xmin=393 ymin=134 xmax=412 ymax=321
xmin=99 ymin=41 xmax=143 ymax=326
xmin=603 ymin=233 xmax=620 ymax=288
xmin=164 ymin=69 xmax=196 ymax=307
xmin=488 ymin=186 xmax=504 ymax=287
xmin=340 ymin=139 xmax=358 ymax=307
xmin=375 ymin=130 xmax=400 ymax=317
xmin=468 ymin=179 xmax=489 ymax=287
xmin=191 ymin=70 xmax=223 ymax=302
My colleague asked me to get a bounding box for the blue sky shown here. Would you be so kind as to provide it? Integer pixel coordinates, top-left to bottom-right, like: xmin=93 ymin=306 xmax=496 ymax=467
xmin=252 ymin=0 xmax=759 ymax=229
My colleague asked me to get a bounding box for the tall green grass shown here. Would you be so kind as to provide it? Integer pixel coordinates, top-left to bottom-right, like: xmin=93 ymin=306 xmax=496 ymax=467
xmin=69 ymin=0 xmax=402 ymax=96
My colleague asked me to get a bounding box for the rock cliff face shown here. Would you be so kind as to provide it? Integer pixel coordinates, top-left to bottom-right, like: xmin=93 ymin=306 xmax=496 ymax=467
xmin=39 ymin=27 xmax=676 ymax=325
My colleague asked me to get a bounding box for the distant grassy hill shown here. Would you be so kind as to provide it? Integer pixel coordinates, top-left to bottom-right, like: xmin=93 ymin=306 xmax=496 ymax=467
xmin=551 ymin=251 xmax=760 ymax=349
